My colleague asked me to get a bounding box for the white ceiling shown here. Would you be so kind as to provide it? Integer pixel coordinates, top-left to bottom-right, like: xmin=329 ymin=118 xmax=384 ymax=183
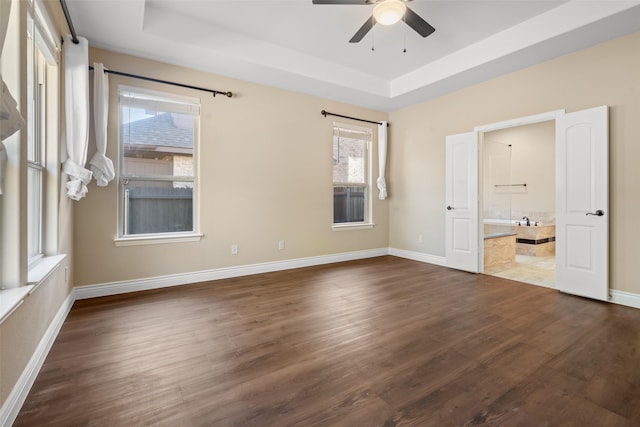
xmin=65 ymin=0 xmax=640 ymax=111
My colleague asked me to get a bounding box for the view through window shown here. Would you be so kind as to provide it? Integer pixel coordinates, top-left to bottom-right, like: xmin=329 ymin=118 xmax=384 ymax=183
xmin=332 ymin=124 xmax=371 ymax=224
xmin=118 ymin=88 xmax=200 ymax=237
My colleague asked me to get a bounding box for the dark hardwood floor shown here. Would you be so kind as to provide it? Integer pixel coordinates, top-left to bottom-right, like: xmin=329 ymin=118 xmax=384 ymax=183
xmin=14 ymin=256 xmax=640 ymax=426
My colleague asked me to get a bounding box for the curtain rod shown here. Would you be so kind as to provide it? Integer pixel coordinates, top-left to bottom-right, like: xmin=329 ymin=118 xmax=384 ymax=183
xmin=89 ymin=66 xmax=232 ymax=98
xmin=321 ymin=110 xmax=389 ymax=127
xmin=61 ymin=0 xmax=231 ymax=97
xmin=60 ymin=0 xmax=79 ymax=44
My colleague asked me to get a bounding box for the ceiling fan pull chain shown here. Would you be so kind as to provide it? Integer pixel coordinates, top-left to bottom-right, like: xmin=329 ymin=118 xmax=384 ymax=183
xmin=371 ymin=16 xmax=375 ymax=51
xmin=403 ymin=13 xmax=407 ymax=53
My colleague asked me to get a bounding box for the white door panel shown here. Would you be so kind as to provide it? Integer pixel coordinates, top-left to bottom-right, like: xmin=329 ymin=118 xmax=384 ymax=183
xmin=446 ymin=132 xmax=478 ymax=273
xmin=556 ymin=106 xmax=608 ymax=301
xmin=452 ymin=218 xmax=471 ymax=251
xmin=566 ymin=225 xmax=593 ymax=270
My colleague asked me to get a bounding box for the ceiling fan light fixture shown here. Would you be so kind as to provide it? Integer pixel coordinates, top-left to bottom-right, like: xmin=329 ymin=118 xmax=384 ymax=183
xmin=373 ymin=0 xmax=407 ymax=26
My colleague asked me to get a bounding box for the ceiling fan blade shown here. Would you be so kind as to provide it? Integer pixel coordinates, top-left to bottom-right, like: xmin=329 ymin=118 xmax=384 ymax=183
xmin=349 ymin=16 xmax=375 ymax=43
xmin=404 ymin=6 xmax=435 ymax=38
xmin=312 ymin=0 xmax=395 ymax=3
xmin=312 ymin=0 xmax=370 ymax=4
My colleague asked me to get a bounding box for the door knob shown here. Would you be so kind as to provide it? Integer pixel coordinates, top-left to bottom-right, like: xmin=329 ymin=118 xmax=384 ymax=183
xmin=446 ymin=206 xmax=453 ymax=210
xmin=586 ymin=209 xmax=604 ymax=216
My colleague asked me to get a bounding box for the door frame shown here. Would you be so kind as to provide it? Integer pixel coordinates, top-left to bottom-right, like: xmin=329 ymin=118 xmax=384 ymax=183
xmin=473 ymin=109 xmax=565 ymax=274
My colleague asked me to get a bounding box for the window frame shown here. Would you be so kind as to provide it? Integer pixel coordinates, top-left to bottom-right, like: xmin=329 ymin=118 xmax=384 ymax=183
xmin=26 ymin=3 xmax=54 ymax=269
xmin=115 ymin=85 xmax=202 ymax=245
xmin=331 ymin=122 xmax=374 ymax=230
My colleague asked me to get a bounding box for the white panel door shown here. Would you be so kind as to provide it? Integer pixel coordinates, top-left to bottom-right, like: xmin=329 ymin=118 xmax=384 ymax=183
xmin=556 ymin=106 xmax=608 ymax=301
xmin=445 ymin=132 xmax=479 ymax=273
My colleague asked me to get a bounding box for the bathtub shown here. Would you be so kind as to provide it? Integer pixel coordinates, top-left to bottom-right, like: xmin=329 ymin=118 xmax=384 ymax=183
xmin=483 ymin=219 xmax=555 ymax=256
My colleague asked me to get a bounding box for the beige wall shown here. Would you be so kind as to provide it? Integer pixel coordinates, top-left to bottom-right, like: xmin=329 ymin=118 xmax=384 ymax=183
xmin=74 ymin=48 xmax=390 ymax=287
xmin=389 ymin=31 xmax=640 ymax=294
xmin=484 ymin=121 xmax=556 ymax=223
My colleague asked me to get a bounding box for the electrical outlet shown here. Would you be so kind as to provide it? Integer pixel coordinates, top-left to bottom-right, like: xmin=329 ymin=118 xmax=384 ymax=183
xmin=278 ymin=240 xmax=285 ymax=250
xmin=231 ymin=244 xmax=238 ymax=255
xmin=65 ymin=266 xmax=69 ymax=283
xmin=418 ymin=234 xmax=424 ymax=244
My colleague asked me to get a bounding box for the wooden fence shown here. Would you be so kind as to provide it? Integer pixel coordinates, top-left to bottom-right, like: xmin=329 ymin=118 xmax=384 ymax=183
xmin=125 ymin=187 xmax=193 ymax=235
xmin=124 ymin=185 xmax=364 ymax=233
xmin=333 ymin=185 xmax=365 ymax=223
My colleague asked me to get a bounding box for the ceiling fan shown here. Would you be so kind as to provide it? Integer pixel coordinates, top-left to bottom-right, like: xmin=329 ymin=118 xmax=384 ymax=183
xmin=312 ymin=0 xmax=436 ymax=43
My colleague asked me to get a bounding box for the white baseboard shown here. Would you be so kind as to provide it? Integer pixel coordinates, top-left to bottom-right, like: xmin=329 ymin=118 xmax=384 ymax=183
xmin=75 ymin=248 xmax=390 ymax=300
xmin=0 ymin=291 xmax=75 ymax=427
xmin=388 ymin=247 xmax=447 ymax=266
xmin=609 ymin=289 xmax=640 ymax=309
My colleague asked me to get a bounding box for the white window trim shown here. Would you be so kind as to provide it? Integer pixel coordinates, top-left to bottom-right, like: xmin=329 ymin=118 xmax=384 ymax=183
xmin=28 ymin=254 xmax=66 ymax=288
xmin=332 ymin=121 xmax=374 ymax=228
xmin=332 ymin=222 xmax=375 ymax=231
xmin=0 ymin=287 xmax=33 ymax=325
xmin=0 ymin=0 xmax=62 ymax=319
xmin=1 ymin=254 xmax=66 ymax=325
xmin=25 ymin=1 xmax=62 ymax=282
xmin=114 ymin=233 xmax=203 ymax=247
xmin=117 ymin=85 xmax=201 ymax=241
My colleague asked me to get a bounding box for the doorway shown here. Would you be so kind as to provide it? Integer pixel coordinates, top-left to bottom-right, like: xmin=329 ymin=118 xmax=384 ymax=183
xmin=445 ymin=106 xmax=609 ymax=301
xmin=480 ymin=121 xmax=556 ymax=288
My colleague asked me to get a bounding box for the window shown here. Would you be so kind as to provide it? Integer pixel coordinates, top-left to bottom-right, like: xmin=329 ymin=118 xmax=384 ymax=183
xmin=26 ymin=3 xmax=56 ymax=267
xmin=118 ymin=87 xmax=200 ymax=239
xmin=332 ymin=124 xmax=372 ymax=225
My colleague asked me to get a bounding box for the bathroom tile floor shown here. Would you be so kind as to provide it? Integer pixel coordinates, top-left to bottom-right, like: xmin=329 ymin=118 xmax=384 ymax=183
xmin=484 ymin=254 xmax=555 ymax=288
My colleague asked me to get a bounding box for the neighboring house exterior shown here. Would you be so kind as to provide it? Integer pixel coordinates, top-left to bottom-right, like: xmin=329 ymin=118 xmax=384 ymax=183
xmin=120 ymin=112 xmax=195 ymax=234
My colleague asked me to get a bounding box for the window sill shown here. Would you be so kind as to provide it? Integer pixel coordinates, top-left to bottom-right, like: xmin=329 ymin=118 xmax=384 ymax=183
xmin=1 ymin=255 xmax=66 ymax=325
xmin=28 ymin=254 xmax=67 ymax=286
xmin=0 ymin=287 xmax=33 ymax=325
xmin=332 ymin=222 xmax=375 ymax=231
xmin=114 ymin=233 xmax=203 ymax=247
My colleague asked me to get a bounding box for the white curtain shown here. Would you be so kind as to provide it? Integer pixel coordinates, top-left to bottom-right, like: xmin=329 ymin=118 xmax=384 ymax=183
xmin=0 ymin=0 xmax=9 ymax=51
xmin=0 ymin=141 xmax=6 ymax=195
xmin=62 ymin=34 xmax=92 ymax=200
xmin=0 ymin=0 xmax=24 ymax=195
xmin=0 ymin=77 xmax=25 ymax=141
xmin=376 ymin=121 xmax=388 ymax=200
xmin=89 ymin=62 xmax=114 ymax=186
xmin=1 ymin=0 xmax=25 ymax=142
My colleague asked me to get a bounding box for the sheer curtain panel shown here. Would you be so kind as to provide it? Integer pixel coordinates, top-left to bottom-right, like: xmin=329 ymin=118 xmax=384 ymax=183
xmin=62 ymin=34 xmax=91 ymax=200
xmin=376 ymin=121 xmax=388 ymax=200
xmin=89 ymin=62 xmax=114 ymax=186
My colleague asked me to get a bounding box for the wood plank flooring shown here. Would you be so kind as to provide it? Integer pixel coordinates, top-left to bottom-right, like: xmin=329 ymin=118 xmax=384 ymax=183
xmin=14 ymin=256 xmax=640 ymax=426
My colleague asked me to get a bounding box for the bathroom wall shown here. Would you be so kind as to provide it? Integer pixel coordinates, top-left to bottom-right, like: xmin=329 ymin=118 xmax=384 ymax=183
xmin=483 ymin=120 xmax=555 ymax=224
xmin=482 ymin=139 xmax=512 ymax=224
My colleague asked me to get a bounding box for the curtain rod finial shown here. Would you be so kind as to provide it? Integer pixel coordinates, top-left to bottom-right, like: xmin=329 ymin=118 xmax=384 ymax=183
xmin=321 ymin=110 xmax=327 ymax=117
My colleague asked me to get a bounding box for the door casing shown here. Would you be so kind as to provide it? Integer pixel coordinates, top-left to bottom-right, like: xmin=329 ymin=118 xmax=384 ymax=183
xmin=474 ymin=110 xmax=565 ymax=274
xmin=446 ymin=106 xmax=608 ymax=299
